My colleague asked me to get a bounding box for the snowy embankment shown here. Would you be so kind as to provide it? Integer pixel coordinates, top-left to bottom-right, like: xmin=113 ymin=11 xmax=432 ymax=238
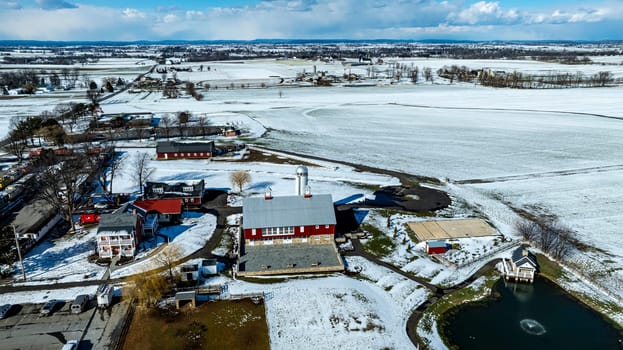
xmin=228 ymin=256 xmax=429 ymax=350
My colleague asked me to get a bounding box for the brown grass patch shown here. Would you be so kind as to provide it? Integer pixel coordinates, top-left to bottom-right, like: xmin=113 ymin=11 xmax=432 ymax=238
xmin=123 ymin=299 xmax=270 ymax=350
xmin=243 ymin=148 xmax=315 ymax=166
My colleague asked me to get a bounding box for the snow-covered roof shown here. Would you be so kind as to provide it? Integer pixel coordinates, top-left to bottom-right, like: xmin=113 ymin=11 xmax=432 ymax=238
xmin=243 ymin=194 xmax=335 ymax=229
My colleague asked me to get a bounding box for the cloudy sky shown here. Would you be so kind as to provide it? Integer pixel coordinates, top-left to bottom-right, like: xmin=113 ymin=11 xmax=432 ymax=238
xmin=0 ymin=0 xmax=621 ymax=41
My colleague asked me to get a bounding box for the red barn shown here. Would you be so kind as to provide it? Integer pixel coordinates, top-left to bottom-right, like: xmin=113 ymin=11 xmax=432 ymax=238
xmin=426 ymin=240 xmax=448 ymax=254
xmin=242 ymin=193 xmax=336 ymax=246
xmin=156 ymin=141 xmax=215 ymax=160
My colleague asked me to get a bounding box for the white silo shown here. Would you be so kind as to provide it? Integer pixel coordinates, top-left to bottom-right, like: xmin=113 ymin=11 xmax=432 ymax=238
xmin=295 ymin=165 xmax=308 ymax=196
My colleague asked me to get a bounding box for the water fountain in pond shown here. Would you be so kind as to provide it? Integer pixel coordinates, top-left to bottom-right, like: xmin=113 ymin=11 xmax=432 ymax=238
xmin=520 ymin=319 xmax=547 ymax=336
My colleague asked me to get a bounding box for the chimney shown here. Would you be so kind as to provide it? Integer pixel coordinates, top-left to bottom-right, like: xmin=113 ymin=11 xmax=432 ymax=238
xmin=522 ymin=249 xmax=528 ymax=257
xmin=265 ymin=187 xmax=273 ymax=200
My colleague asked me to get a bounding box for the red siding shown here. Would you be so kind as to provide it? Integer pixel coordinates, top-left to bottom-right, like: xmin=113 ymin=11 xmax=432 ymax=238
xmin=157 ymin=152 xmax=211 ymax=160
xmin=244 ymin=224 xmax=335 ymax=241
xmin=426 ymin=246 xmax=447 ymax=254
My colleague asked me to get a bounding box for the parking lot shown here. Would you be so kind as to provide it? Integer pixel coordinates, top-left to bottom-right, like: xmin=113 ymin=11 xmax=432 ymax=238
xmin=0 ymin=297 xmax=130 ymax=350
xmin=0 ymin=301 xmax=92 ymax=349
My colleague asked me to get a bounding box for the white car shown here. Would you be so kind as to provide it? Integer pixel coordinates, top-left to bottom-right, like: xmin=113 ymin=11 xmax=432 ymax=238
xmin=61 ymin=340 xmax=79 ymax=350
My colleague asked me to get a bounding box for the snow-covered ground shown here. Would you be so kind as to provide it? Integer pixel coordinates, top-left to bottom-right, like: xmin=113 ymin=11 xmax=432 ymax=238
xmin=111 ymin=146 xmax=398 ymax=201
xmin=2 ymin=56 xmax=623 ymax=347
xmin=227 ymin=255 xmax=429 ymax=350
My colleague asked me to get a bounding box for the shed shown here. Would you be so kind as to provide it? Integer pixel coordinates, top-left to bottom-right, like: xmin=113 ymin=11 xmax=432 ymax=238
xmin=201 ymin=258 xmax=218 ymax=276
xmin=180 ymin=264 xmax=199 ymax=282
xmin=426 ymin=240 xmax=448 ymax=254
xmin=175 ymin=291 xmax=196 ymax=309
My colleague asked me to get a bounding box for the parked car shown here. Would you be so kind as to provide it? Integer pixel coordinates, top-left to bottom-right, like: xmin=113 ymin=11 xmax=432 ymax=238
xmin=71 ymin=295 xmax=89 ymax=314
xmin=0 ymin=304 xmax=12 ymax=319
xmin=40 ymin=299 xmax=60 ymax=316
xmin=61 ymin=340 xmax=79 ymax=350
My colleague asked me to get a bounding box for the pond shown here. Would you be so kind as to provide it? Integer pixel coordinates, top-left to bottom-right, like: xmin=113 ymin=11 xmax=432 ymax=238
xmin=443 ymin=278 xmax=623 ymax=350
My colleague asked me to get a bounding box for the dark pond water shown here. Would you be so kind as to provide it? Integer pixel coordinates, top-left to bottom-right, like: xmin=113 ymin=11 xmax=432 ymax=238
xmin=443 ymin=278 xmax=623 ymax=350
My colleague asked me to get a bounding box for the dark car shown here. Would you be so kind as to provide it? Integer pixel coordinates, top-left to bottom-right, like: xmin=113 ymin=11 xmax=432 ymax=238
xmin=40 ymin=299 xmax=60 ymax=316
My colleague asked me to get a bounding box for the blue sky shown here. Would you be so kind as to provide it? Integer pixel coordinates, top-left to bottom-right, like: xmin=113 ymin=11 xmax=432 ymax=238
xmin=0 ymin=0 xmax=621 ymax=41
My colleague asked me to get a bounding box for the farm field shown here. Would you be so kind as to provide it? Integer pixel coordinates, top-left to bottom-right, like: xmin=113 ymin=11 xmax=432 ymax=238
xmin=2 ymin=54 xmax=623 ymax=349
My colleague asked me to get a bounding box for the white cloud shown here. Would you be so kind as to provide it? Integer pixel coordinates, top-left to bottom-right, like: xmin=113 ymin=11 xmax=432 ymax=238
xmin=122 ymin=8 xmax=146 ymax=20
xmin=162 ymin=13 xmax=178 ymax=24
xmin=449 ymin=1 xmax=520 ymax=25
xmin=0 ymin=0 xmax=621 ymax=41
xmin=186 ymin=10 xmax=205 ymax=21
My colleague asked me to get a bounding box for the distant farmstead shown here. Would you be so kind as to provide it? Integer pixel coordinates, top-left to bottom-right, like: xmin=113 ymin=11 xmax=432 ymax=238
xmin=156 ymin=141 xmax=215 ymax=160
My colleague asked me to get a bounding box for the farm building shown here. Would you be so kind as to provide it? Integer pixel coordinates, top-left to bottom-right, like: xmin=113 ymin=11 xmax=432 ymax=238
xmin=96 ymin=211 xmax=140 ymax=260
xmin=425 ymin=240 xmax=448 ymax=254
xmin=131 ymin=198 xmax=183 ymax=236
xmin=156 ymin=141 xmax=215 ymax=160
xmin=502 ymin=247 xmax=538 ymax=283
xmin=242 ymin=193 xmax=336 ymax=246
xmin=144 ymin=180 xmax=205 ymax=207
xmin=238 ymin=167 xmax=344 ymax=276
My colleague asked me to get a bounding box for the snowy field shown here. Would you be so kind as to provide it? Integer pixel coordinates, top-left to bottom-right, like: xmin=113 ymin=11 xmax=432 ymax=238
xmin=2 ymin=56 xmax=623 ymax=347
xmin=111 ymin=147 xmax=398 ymax=201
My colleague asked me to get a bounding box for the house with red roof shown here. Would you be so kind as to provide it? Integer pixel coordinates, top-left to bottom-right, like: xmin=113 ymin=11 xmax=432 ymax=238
xmin=132 ymin=198 xmax=183 ymax=237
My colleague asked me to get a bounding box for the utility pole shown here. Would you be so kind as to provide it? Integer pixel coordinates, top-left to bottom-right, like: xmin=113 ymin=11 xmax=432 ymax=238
xmin=12 ymin=225 xmax=26 ymax=281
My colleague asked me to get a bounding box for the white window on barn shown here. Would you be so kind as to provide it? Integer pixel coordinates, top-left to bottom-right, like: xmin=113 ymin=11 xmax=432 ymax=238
xmin=315 ymin=225 xmax=319 ymax=229
xmin=194 ymin=153 xmax=197 ymax=156
xmin=300 ymin=226 xmax=304 ymax=232
xmin=183 ymin=186 xmax=194 ymax=192
xmin=153 ymin=187 xmax=164 ymax=194
xmin=252 ymin=229 xmax=256 ymax=236
xmin=325 ymin=225 xmax=329 ymax=229
xmin=174 ymin=153 xmax=178 ymax=157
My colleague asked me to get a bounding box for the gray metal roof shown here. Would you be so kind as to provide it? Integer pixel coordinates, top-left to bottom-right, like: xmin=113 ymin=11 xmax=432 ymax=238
xmin=156 ymin=141 xmax=214 ymax=153
xmin=511 ymin=247 xmax=537 ymax=267
xmin=243 ymin=194 xmax=335 ymax=229
xmin=12 ymin=199 xmax=56 ymax=234
xmin=98 ymin=212 xmax=136 ymax=233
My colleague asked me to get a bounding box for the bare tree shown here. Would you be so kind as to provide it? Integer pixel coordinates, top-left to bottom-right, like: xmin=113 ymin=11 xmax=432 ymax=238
xmin=130 ymin=152 xmax=155 ymax=195
xmin=84 ymin=146 xmax=125 ymax=194
xmin=196 ymin=115 xmax=209 ymax=136
xmin=176 ymin=111 xmax=190 ymax=138
xmin=160 ymin=115 xmax=173 ymax=140
xmin=154 ymin=244 xmax=184 ymax=280
xmin=230 ymin=170 xmax=251 ymax=193
xmin=423 ymin=67 xmax=433 ymax=82
xmin=4 ymin=117 xmax=29 ymax=162
xmin=37 ymin=153 xmax=92 ymax=233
